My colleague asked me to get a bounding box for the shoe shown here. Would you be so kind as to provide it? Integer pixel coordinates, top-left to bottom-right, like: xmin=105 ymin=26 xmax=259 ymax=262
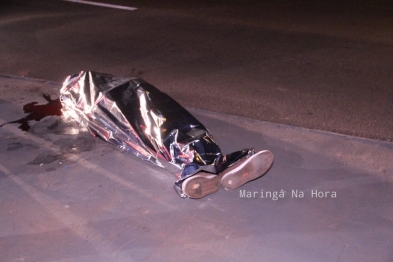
xmin=182 ymin=172 xmax=222 ymax=199
xmin=220 ymin=150 xmax=274 ymax=190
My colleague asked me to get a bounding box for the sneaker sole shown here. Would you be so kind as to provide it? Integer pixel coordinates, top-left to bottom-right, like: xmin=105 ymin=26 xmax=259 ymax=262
xmin=221 ymin=150 xmax=274 ymax=190
xmin=182 ymin=172 xmax=222 ymax=199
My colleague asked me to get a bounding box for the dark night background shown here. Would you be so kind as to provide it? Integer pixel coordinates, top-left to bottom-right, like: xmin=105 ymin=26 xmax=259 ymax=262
xmin=1 ymin=0 xmax=392 ymax=141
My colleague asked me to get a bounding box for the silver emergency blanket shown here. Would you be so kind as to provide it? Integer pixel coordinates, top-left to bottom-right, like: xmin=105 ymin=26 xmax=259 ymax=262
xmin=60 ymin=71 xmax=252 ymax=197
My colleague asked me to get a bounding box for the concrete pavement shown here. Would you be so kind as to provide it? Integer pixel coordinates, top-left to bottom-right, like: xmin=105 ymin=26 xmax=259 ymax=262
xmin=0 ymin=75 xmax=392 ymax=262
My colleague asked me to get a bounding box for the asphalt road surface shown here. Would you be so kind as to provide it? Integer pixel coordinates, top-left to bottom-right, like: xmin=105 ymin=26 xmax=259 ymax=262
xmin=1 ymin=0 xmax=392 ymax=141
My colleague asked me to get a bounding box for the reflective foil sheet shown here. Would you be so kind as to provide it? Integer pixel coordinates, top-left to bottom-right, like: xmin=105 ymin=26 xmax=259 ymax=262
xmin=60 ymin=71 xmax=253 ymax=198
xmin=60 ymin=71 xmax=221 ymax=171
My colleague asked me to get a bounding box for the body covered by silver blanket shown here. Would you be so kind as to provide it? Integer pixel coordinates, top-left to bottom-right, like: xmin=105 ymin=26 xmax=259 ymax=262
xmin=60 ymin=71 xmax=252 ymax=197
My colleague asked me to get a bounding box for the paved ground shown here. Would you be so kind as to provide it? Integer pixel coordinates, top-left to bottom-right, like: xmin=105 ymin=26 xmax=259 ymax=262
xmin=0 ymin=0 xmax=393 ymax=141
xmin=0 ymin=75 xmax=392 ymax=262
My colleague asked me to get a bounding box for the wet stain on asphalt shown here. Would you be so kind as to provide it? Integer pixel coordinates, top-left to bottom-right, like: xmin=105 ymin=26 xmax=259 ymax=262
xmin=7 ymin=142 xmax=39 ymax=151
xmin=28 ymin=153 xmax=63 ymax=165
xmin=0 ymin=93 xmax=62 ymax=131
xmin=26 ymin=137 xmax=95 ymax=167
xmin=53 ymin=137 xmax=95 ymax=154
xmin=6 ymin=142 xmax=24 ymax=151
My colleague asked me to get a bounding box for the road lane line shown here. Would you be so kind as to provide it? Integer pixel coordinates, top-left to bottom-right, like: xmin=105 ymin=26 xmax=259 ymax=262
xmin=0 ymin=119 xmax=174 ymax=209
xmin=0 ymin=162 xmax=136 ymax=262
xmin=62 ymin=0 xmax=137 ymax=11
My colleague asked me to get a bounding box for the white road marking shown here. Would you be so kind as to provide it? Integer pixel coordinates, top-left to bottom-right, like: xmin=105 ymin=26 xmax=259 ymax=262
xmin=0 ymin=120 xmax=174 ymax=209
xmin=63 ymin=0 xmax=137 ymax=11
xmin=0 ymin=162 xmax=133 ymax=262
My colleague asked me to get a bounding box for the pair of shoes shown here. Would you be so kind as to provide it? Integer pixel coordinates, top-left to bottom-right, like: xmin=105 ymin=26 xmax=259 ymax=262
xmin=182 ymin=150 xmax=274 ymax=198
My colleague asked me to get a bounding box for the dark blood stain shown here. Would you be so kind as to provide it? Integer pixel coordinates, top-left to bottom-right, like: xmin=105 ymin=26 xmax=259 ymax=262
xmin=0 ymin=94 xmax=62 ymax=131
